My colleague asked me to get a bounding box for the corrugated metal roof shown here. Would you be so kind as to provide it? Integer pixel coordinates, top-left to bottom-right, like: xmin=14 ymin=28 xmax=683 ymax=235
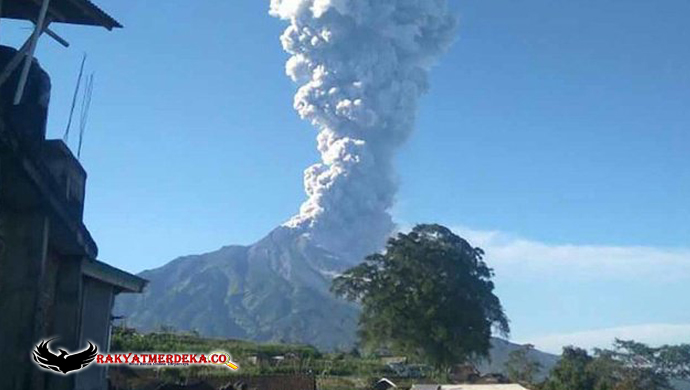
xmin=1 ymin=0 xmax=121 ymax=30
xmin=412 ymin=385 xmax=530 ymax=390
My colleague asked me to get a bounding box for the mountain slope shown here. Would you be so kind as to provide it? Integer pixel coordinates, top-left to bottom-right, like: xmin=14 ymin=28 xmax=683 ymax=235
xmin=115 ymin=227 xmax=359 ymax=350
xmin=115 ymin=226 xmax=560 ymax=374
xmin=115 ymin=228 xmax=690 ymax=389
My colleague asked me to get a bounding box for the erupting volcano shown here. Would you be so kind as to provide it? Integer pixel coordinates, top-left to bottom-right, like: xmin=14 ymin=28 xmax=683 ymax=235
xmin=116 ymin=0 xmax=457 ymax=349
xmin=274 ymin=0 xmax=457 ymax=262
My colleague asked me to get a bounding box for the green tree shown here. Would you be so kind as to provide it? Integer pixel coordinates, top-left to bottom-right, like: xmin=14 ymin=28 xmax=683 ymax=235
xmin=505 ymin=344 xmax=544 ymax=386
xmin=607 ymin=339 xmax=690 ymax=382
xmin=331 ymin=224 xmax=509 ymax=371
xmin=589 ymin=349 xmax=670 ymax=390
xmin=540 ymin=340 xmax=688 ymax=390
xmin=541 ymin=347 xmax=597 ymax=390
xmin=591 ymin=339 xmax=689 ymax=390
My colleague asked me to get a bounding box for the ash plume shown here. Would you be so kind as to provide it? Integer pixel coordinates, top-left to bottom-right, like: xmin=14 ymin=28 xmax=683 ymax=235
xmin=270 ymin=0 xmax=457 ymax=261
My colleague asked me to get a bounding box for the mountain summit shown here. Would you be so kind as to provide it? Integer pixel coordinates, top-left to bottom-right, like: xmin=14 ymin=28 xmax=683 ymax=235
xmin=115 ymin=227 xmax=359 ymax=350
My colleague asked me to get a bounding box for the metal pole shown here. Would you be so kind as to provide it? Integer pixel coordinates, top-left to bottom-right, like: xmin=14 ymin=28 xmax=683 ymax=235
xmin=29 ymin=16 xmax=69 ymax=47
xmin=44 ymin=27 xmax=69 ymax=47
xmin=0 ymin=39 xmax=32 ymax=88
xmin=0 ymin=0 xmax=5 ymax=42
xmin=63 ymin=54 xmax=86 ymax=142
xmin=13 ymin=0 xmax=51 ymax=105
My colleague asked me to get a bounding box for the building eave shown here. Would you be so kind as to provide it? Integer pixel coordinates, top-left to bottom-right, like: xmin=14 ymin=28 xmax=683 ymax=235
xmin=1 ymin=0 xmax=122 ymax=30
xmin=82 ymin=258 xmax=148 ymax=293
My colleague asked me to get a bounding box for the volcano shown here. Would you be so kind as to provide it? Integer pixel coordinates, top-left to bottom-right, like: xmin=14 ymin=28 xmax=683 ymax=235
xmin=114 ymin=227 xmax=359 ymax=350
xmin=116 ymin=241 xmax=559 ymax=377
xmin=118 ymin=0 xmax=459 ymax=354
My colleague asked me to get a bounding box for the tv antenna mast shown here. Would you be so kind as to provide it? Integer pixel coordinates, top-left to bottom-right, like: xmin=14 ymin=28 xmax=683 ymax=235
xmin=63 ymin=53 xmax=87 ymax=143
xmin=77 ymin=72 xmax=94 ymax=159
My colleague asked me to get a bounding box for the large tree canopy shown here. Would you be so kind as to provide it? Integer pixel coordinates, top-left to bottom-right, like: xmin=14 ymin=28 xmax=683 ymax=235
xmin=540 ymin=340 xmax=690 ymax=390
xmin=331 ymin=224 xmax=509 ymax=369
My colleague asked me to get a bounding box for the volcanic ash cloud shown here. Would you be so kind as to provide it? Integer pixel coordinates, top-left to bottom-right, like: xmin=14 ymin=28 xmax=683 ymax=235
xmin=270 ymin=0 xmax=457 ymax=261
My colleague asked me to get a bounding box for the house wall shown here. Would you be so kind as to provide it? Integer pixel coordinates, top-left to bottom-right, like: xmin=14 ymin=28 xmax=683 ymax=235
xmin=0 ymin=147 xmax=96 ymax=390
xmin=74 ymin=277 xmax=115 ymax=390
xmin=0 ymin=206 xmax=85 ymax=390
xmin=1 ymin=101 xmax=142 ymax=390
xmin=0 ymin=207 xmax=49 ymax=390
xmin=47 ymin=253 xmax=86 ymax=390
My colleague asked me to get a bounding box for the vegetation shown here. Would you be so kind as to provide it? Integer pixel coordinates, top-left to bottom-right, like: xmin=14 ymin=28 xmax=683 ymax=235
xmin=539 ymin=340 xmax=690 ymax=390
xmin=110 ymin=327 xmax=390 ymax=379
xmin=540 ymin=347 xmax=599 ymax=390
xmin=332 ymin=224 xmax=509 ymax=371
xmin=505 ymin=344 xmax=544 ymax=387
xmin=112 ymin=326 xmax=322 ymax=362
xmin=110 ymin=327 xmax=690 ymax=390
xmin=110 ymin=222 xmax=690 ymax=389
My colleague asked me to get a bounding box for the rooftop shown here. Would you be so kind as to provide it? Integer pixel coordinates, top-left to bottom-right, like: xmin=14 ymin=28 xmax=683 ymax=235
xmin=82 ymin=259 xmax=148 ymax=293
xmin=411 ymin=385 xmax=530 ymax=390
xmin=1 ymin=0 xmax=121 ymax=29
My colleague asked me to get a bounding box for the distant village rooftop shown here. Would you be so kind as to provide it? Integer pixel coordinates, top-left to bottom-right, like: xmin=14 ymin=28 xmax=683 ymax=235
xmin=411 ymin=385 xmax=529 ymax=390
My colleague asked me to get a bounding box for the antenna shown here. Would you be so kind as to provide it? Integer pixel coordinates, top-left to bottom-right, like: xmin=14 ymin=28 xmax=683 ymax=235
xmin=77 ymin=72 xmax=94 ymax=160
xmin=63 ymin=53 xmax=87 ymax=143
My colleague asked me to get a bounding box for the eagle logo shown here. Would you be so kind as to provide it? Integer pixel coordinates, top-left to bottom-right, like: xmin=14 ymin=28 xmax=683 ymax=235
xmin=32 ymin=339 xmax=98 ymax=374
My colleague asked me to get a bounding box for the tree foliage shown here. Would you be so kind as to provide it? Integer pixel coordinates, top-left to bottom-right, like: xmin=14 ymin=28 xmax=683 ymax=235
xmin=540 ymin=340 xmax=690 ymax=390
xmin=331 ymin=224 xmax=509 ymax=370
xmin=541 ymin=347 xmax=598 ymax=390
xmin=505 ymin=344 xmax=544 ymax=386
xmin=602 ymin=339 xmax=690 ymax=382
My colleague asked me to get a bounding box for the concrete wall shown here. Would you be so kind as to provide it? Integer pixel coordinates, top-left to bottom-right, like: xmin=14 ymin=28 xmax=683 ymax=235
xmin=0 ymin=210 xmax=86 ymax=390
xmin=0 ymin=208 xmax=49 ymax=390
xmin=1 ymin=124 xmax=140 ymax=390
xmin=47 ymin=254 xmax=86 ymax=390
xmin=74 ymin=277 xmax=115 ymax=390
xmin=0 ymin=155 xmax=89 ymax=390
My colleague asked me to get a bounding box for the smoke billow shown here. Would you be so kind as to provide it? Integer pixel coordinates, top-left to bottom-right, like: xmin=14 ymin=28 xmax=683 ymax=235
xmin=270 ymin=0 xmax=457 ymax=261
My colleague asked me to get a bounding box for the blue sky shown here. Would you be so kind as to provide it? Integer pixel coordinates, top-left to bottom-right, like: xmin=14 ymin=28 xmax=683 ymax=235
xmin=4 ymin=0 xmax=689 ymax=352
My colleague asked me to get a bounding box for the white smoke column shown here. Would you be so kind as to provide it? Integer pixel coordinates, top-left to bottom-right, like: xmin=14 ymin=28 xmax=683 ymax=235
xmin=271 ymin=0 xmax=457 ymax=261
